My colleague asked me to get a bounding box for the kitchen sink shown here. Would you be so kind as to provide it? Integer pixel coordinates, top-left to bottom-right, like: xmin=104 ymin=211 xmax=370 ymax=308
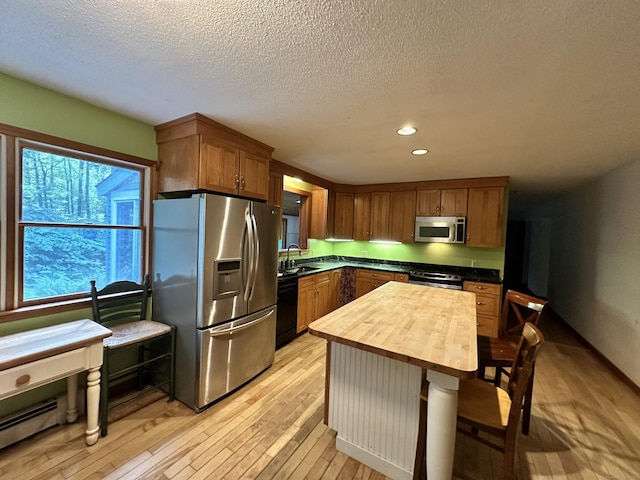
xmin=280 ymin=265 xmax=321 ymax=276
xmin=296 ymin=266 xmax=321 ymax=273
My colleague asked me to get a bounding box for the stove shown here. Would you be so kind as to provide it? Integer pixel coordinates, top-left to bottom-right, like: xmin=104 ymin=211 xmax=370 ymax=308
xmin=408 ymin=270 xmax=463 ymax=290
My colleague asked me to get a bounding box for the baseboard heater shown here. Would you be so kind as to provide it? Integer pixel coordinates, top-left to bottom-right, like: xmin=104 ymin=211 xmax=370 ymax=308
xmin=0 ymin=391 xmax=84 ymax=449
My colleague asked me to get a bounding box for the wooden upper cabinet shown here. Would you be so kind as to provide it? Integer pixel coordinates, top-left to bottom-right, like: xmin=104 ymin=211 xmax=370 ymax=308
xmin=416 ymin=189 xmax=441 ymax=216
xmin=199 ymin=138 xmax=240 ymax=196
xmin=309 ymin=187 xmax=335 ymax=239
xmin=268 ymin=171 xmax=283 ymax=241
xmin=309 ymin=189 xmax=353 ymax=240
xmin=389 ymin=190 xmax=416 ymax=243
xmin=333 ymin=192 xmax=354 ymax=240
xmin=368 ymin=191 xmax=416 ymax=243
xmin=416 ymin=188 xmax=467 ymax=216
xmin=268 ymin=171 xmax=283 ymax=207
xmin=441 ymin=189 xmax=468 ymax=216
xmin=239 ymin=151 xmax=270 ymax=200
xmin=155 ymin=113 xmax=272 ymax=201
xmin=370 ymin=192 xmax=391 ymax=241
xmin=353 ymin=192 xmax=371 ymax=241
xmin=466 ymin=186 xmax=504 ymax=248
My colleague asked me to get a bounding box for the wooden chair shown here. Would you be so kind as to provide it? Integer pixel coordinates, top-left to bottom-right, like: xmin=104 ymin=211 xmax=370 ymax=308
xmin=477 ymin=289 xmax=548 ymax=434
xmin=90 ymin=274 xmax=176 ymax=436
xmin=414 ymin=323 xmax=545 ymax=480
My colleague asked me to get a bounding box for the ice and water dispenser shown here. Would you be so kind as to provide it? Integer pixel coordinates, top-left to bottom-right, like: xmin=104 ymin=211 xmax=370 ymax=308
xmin=213 ymin=259 xmax=242 ymax=299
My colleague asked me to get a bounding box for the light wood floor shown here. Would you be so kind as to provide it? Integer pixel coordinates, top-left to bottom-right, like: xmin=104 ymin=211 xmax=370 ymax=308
xmin=0 ymin=318 xmax=639 ymax=479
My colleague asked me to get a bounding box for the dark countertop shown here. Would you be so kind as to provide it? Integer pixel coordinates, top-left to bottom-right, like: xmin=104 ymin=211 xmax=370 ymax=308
xmin=278 ymin=255 xmax=501 ymax=284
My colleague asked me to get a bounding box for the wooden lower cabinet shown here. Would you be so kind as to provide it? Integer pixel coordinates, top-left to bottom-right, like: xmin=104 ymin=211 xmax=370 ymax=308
xmin=329 ymin=269 xmax=342 ymax=311
xmin=463 ymin=280 xmax=502 ymax=337
xmin=394 ymin=272 xmax=409 ymax=283
xmin=297 ymin=272 xmax=332 ymax=333
xmin=299 ymin=268 xmax=405 ymax=332
xmin=355 ymin=269 xmax=395 ymax=298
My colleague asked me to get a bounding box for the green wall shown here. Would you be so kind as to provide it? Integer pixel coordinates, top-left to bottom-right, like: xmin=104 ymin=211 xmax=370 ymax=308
xmin=309 ymin=240 xmax=505 ymax=274
xmin=0 ymin=72 xmax=156 ymax=160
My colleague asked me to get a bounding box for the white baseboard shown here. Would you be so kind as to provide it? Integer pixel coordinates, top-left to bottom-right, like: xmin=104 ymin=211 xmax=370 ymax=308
xmin=0 ymin=389 xmax=85 ymax=449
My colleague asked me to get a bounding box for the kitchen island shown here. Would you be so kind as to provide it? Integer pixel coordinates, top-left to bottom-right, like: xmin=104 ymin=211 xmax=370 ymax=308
xmin=308 ymin=282 xmax=477 ymax=480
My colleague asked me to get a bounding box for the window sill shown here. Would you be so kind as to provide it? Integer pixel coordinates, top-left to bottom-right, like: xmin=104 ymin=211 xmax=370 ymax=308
xmin=0 ymin=297 xmax=92 ymax=324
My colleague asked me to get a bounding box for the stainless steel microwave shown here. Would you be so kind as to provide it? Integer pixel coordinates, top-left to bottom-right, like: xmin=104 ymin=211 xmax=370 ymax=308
xmin=414 ymin=216 xmax=466 ymax=243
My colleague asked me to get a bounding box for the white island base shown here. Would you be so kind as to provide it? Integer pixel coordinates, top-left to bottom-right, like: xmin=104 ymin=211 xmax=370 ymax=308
xmin=327 ymin=342 xmax=422 ymax=480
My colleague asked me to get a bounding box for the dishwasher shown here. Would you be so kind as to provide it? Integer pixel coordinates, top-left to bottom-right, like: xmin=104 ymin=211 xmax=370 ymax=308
xmin=276 ymin=275 xmax=298 ymax=349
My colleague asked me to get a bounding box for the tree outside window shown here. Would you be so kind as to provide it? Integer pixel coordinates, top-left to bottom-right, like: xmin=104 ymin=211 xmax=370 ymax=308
xmin=20 ymin=145 xmax=145 ymax=302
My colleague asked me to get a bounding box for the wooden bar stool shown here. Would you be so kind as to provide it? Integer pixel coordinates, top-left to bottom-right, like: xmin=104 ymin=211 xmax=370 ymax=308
xmin=477 ymin=289 xmax=548 ymax=434
xmin=414 ymin=323 xmax=545 ymax=480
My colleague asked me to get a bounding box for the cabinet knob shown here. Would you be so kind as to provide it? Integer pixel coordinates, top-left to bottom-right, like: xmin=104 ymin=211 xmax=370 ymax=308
xmin=477 ymin=302 xmax=485 ymax=306
xmin=16 ymin=374 xmax=31 ymax=386
xmin=235 ymin=175 xmax=240 ymax=187
xmin=241 ymin=176 xmax=246 ymax=189
xmin=476 ymin=286 xmax=487 ymax=290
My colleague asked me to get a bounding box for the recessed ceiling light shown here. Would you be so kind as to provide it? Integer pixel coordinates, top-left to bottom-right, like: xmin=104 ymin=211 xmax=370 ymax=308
xmin=397 ymin=127 xmax=417 ymax=136
xmin=412 ymin=149 xmax=429 ymax=155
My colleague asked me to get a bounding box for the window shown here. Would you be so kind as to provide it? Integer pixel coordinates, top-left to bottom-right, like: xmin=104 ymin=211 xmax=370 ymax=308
xmin=0 ymin=125 xmax=153 ymax=317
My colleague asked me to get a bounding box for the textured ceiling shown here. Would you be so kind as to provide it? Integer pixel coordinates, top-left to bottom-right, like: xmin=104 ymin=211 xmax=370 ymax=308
xmin=2 ymin=1 xmax=640 ymax=213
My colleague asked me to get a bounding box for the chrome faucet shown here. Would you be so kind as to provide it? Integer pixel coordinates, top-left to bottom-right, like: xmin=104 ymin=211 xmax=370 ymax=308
xmin=285 ymin=243 xmax=302 ymax=269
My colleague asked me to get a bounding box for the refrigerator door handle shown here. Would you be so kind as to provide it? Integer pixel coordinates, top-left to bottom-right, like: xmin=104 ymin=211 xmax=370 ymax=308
xmin=208 ymin=310 xmax=273 ymax=337
xmin=243 ymin=210 xmax=254 ymax=302
xmin=248 ymin=213 xmax=260 ymax=300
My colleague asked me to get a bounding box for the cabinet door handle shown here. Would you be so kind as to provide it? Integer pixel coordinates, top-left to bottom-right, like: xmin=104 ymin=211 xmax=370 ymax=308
xmin=16 ymin=374 xmax=31 ymax=386
xmin=476 ymin=286 xmax=487 ymax=290
xmin=241 ymin=176 xmax=246 ymax=189
xmin=235 ymin=174 xmax=240 ymax=187
xmin=477 ymin=302 xmax=485 ymax=306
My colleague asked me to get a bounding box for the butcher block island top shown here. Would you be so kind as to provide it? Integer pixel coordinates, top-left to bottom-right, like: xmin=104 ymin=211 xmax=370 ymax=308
xmin=308 ymin=281 xmax=478 ymax=378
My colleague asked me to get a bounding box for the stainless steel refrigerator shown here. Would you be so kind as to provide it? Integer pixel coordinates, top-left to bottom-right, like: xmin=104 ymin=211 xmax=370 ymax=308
xmin=152 ymin=193 xmax=279 ymax=411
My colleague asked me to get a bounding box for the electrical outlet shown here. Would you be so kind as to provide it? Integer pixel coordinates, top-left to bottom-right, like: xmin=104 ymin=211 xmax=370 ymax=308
xmin=471 ymin=260 xmax=479 ymax=267
xmin=362 ymin=250 xmax=369 ymax=257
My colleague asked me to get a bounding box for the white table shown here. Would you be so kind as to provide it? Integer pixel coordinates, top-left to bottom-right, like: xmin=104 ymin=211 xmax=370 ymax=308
xmin=0 ymin=319 xmax=111 ymax=445
xmin=309 ymin=282 xmax=478 ymax=480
